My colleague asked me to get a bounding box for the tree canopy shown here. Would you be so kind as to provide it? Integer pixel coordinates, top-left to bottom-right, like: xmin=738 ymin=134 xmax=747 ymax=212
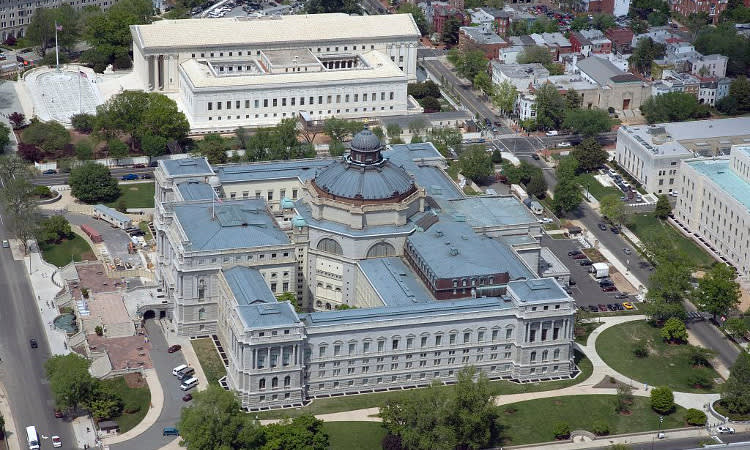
xmin=571 ymin=137 xmax=608 ymax=172
xmin=562 ymin=109 xmax=614 ymax=137
xmin=69 ymin=162 xmax=121 ymax=204
xmin=459 ymin=145 xmax=494 ymax=183
xmin=45 ymin=354 xmax=98 ymax=411
xmin=722 ymin=351 xmax=750 ymax=414
xmin=492 ymin=80 xmax=518 ymax=116
xmin=654 ymin=194 xmax=672 ymax=219
xmin=533 ymin=83 xmax=566 ymax=130
xmin=629 ymin=37 xmax=666 ymax=76
xmin=717 ymin=77 xmax=750 ymax=115
xmin=694 ymin=24 xmax=750 ymax=77
xmin=83 ymin=0 xmax=154 ymax=71
xmin=448 ymin=49 xmax=489 ymax=83
xmin=693 ymin=263 xmax=740 ymax=321
xmin=599 ymin=194 xmax=628 ymax=226
xmin=641 ymin=92 xmax=710 ymax=124
xmin=306 ymin=0 xmax=360 ymax=14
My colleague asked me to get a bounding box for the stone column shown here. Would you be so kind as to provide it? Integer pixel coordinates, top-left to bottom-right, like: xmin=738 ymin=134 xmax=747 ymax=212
xmin=147 ymin=56 xmax=155 ymax=90
xmin=252 ymin=348 xmax=257 ymax=369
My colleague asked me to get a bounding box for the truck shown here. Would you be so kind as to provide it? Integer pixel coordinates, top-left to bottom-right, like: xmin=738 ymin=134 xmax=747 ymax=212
xmin=80 ymin=224 xmax=103 ymax=243
xmin=590 ymin=262 xmax=609 ymax=279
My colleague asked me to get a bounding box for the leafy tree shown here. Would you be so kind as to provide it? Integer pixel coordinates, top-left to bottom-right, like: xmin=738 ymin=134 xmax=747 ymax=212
xmin=727 ymin=76 xmax=750 ymax=114
xmin=592 ymin=14 xmax=616 ymax=31
xmin=654 ymin=194 xmax=672 ymax=219
xmin=139 ymin=93 xmax=190 ymax=143
xmin=571 ymin=137 xmax=608 ymax=172
xmin=647 ymin=10 xmax=669 ymax=25
xmin=600 ymin=194 xmax=628 ymax=227
xmin=329 ymin=141 xmax=346 ymax=157
xmin=687 ymin=346 xmax=715 ymax=367
xmin=0 ymin=123 xmax=10 ymax=154
xmin=39 ymin=215 xmax=73 ymax=244
xmin=71 ymin=113 xmax=96 ymax=133
xmin=107 ymin=139 xmax=129 ymax=160
xmin=408 ymin=119 xmax=428 ymax=138
xmin=196 ymin=134 xmax=228 ymax=165
xmin=641 ymin=92 xmax=710 ymax=124
xmin=408 ymin=81 xmax=441 ymax=99
xmin=628 ymin=37 xmax=666 ymax=76
xmin=694 ymin=263 xmax=740 ymax=321
xmin=428 ymin=127 xmax=462 ymax=157
xmin=21 ymin=121 xmax=71 ymax=156
xmin=386 ymin=124 xmax=403 ymax=143
xmin=509 ymin=20 xmax=529 ymax=36
xmin=591 ymin=420 xmax=609 ymax=435
xmin=262 ymin=415 xmax=328 ymax=450
xmin=179 ymin=384 xmax=266 ymax=450
xmin=45 ymin=354 xmax=98 ymax=411
xmin=687 ymin=370 xmax=714 ymax=389
xmin=449 ymin=49 xmax=488 ymax=82
xmin=570 ymin=16 xmax=591 ymax=31
xmin=69 ymin=162 xmax=120 ymax=204
xmin=660 ymin=317 xmax=688 ymax=343
xmin=565 ymin=88 xmax=582 ymax=110
xmin=533 ymin=83 xmax=566 ymax=130
xmin=473 ymin=71 xmax=493 ymax=96
xmin=492 ymin=80 xmax=518 ymax=116
xmin=26 ymin=5 xmax=79 ymax=56
xmin=420 ymin=97 xmax=441 ymax=112
xmin=491 ymin=149 xmax=503 ymax=164
xmin=556 ymin=155 xmax=580 ymax=180
xmin=526 ymin=171 xmax=548 ymax=198
xmin=89 ymin=384 xmax=123 ymax=421
xmin=563 ymin=109 xmax=614 ymax=137
xmin=459 ymin=145 xmax=493 ymax=183
xmin=552 ymin=179 xmax=582 ymax=215
xmin=629 ymin=0 xmax=670 ymax=20
xmin=685 ymin=408 xmax=707 ymax=425
xmin=615 ymin=384 xmax=634 ymax=413
xmin=724 ymin=317 xmax=749 ymax=340
xmin=141 ymin=133 xmax=168 ymax=158
xmin=8 ymin=112 xmax=25 ymax=129
xmin=682 ymin=12 xmax=710 ymax=38
xmin=694 ymin=25 xmax=750 ymax=77
xmin=83 ymin=0 xmax=154 ymax=70
xmin=441 ymin=16 xmax=462 ymax=45
xmin=306 ymin=0 xmax=360 ymax=14
xmin=650 ymin=386 xmax=674 ymax=414
xmin=323 ymin=117 xmax=363 ymax=143
xmin=75 ymin=139 xmax=94 ymax=161
xmin=722 ymin=351 xmax=750 ymax=414
xmin=398 ymin=3 xmax=429 ymax=35
xmin=530 ymin=17 xmax=559 ymax=33
xmin=552 ymin=422 xmax=570 ymax=439
xmin=517 ymin=45 xmax=553 ymax=66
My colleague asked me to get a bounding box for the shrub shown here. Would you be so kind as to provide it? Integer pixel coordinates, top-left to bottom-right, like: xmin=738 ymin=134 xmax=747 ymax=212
xmin=8 ymin=111 xmax=25 ymax=129
xmin=552 ymin=422 xmax=570 ymax=439
xmin=382 ymin=434 xmax=403 ymax=450
xmin=70 ymin=113 xmax=96 ymax=133
xmin=32 ymin=185 xmax=53 ymax=199
xmin=660 ymin=317 xmax=688 ymax=343
xmin=591 ymin=420 xmax=609 ymax=436
xmin=650 ymin=387 xmax=675 ymax=414
xmin=95 ymin=326 xmax=103 ymax=336
xmin=687 ymin=370 xmax=714 ymax=389
xmin=685 ymin=408 xmax=707 ymax=426
xmin=81 ymin=288 xmax=89 ymax=299
xmin=633 ymin=341 xmax=648 ymax=358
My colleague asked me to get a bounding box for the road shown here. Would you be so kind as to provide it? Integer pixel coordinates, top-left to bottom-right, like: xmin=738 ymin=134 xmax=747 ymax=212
xmin=589 ymin=431 xmax=750 ymax=449
xmin=0 ymin=225 xmax=76 ymax=447
xmin=32 ymin=167 xmax=155 ymax=186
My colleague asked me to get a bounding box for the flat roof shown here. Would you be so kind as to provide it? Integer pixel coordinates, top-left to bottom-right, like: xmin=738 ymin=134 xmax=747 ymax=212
xmin=491 ymin=62 xmax=550 ymax=79
xmin=238 ymin=302 xmax=300 ymax=329
xmin=358 ymin=257 xmax=434 ymax=306
xmin=223 ymin=266 xmax=277 ymax=305
xmin=621 ymin=117 xmax=750 ymax=157
xmin=132 ymin=14 xmax=420 ymax=51
xmin=180 ymin=51 xmax=404 ymax=89
xmin=438 ymin=195 xmax=538 ymax=228
xmin=687 ymin=158 xmax=750 ymax=210
xmin=217 ymin=159 xmax=332 ymax=183
xmin=161 ymin=157 xmax=214 ymax=177
xmin=93 ymin=204 xmax=131 ymax=223
xmin=406 ymin=215 xmax=535 ymax=279
xmin=174 ymin=199 xmax=290 ymax=251
xmin=382 ymin=144 xmax=463 ymax=200
xmin=176 ymin=181 xmax=216 ymax=201
xmin=507 ymin=278 xmax=569 ymax=303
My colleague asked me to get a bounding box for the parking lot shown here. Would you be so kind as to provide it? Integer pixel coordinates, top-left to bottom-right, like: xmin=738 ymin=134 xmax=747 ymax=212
xmin=67 ymin=213 xmax=142 ymax=267
xmin=542 ymin=236 xmax=638 ymax=313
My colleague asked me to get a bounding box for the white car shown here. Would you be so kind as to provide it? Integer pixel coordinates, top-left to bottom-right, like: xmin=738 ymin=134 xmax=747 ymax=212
xmin=556 ymin=142 xmax=572 ymax=148
xmin=2 ymin=240 xmax=8 ymax=248
xmin=52 ymin=436 xmax=62 ymax=448
xmin=538 ymin=218 xmax=554 ymax=224
xmin=717 ymin=426 xmax=735 ymax=434
xmin=545 ymin=130 xmax=559 ymax=136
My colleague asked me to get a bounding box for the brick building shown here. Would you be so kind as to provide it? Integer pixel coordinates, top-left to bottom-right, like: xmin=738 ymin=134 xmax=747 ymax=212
xmin=459 ymin=26 xmax=509 ymax=60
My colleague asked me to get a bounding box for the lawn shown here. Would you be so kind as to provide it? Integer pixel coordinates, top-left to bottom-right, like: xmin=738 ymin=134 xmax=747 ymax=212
xmin=256 ymin=351 xmax=593 ymax=419
xmin=499 ymin=395 xmax=689 ymax=446
xmin=576 ymin=173 xmax=621 ymax=201
xmin=627 ymin=214 xmax=715 ymax=268
xmin=574 ymin=321 xmax=602 ymax=345
xmin=138 ymin=221 xmax=153 ymax=241
xmin=191 ymin=338 xmax=226 ymax=385
xmin=596 ymin=321 xmax=720 ymax=393
xmin=324 ymin=422 xmax=387 ymax=450
xmin=40 ymin=234 xmax=96 ymax=267
xmin=101 ymin=374 xmax=151 ymax=433
xmin=105 ymin=182 xmax=155 ymax=209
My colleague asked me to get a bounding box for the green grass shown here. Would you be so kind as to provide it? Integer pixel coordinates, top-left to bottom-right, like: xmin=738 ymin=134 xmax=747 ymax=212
xmin=499 ymin=395 xmax=689 ymax=446
xmin=463 ymin=185 xmax=480 ymax=195
xmin=596 ymin=321 xmax=720 ymax=393
xmin=256 ymin=351 xmax=593 ymax=419
xmin=138 ymin=221 xmax=153 ymax=241
xmin=627 ymin=214 xmax=715 ymax=268
xmin=101 ymin=375 xmax=151 ymax=433
xmin=192 ymin=338 xmax=226 ymax=385
xmin=324 ymin=422 xmax=387 ymax=450
xmin=40 ymin=234 xmax=96 ymax=267
xmin=574 ymin=321 xmax=602 ymax=345
xmin=576 ymin=173 xmax=621 ymax=201
xmin=105 ymin=182 xmax=155 ymax=209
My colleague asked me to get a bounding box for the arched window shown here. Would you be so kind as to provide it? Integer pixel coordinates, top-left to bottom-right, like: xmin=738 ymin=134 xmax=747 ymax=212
xmin=198 ymin=279 xmax=206 ymax=299
xmin=366 ymin=242 xmax=396 ymax=258
xmin=530 ymin=351 xmax=536 ymax=362
xmin=317 ymin=238 xmax=343 ymax=255
xmin=198 ymin=308 xmax=206 ymax=320
xmin=541 ymin=350 xmax=548 ymax=362
xmin=316 ymin=300 xmax=322 ymax=307
xmin=325 ymin=303 xmax=332 ymax=310
xmin=271 ymin=377 xmax=278 ymax=388
xmin=284 ymin=376 xmax=291 ymax=387
xmin=259 ymin=378 xmax=266 ymax=389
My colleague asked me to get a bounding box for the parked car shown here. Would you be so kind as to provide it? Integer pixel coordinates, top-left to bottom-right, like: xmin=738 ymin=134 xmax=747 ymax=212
xmin=42 ymin=169 xmax=57 ymax=175
xmin=597 ymin=304 xmax=607 ymax=312
xmin=623 ymin=248 xmax=632 ymax=255
xmin=133 ymin=163 xmax=146 ymax=168
xmin=607 ymin=304 xmax=616 ymax=311
xmin=622 ymin=302 xmax=634 ymax=310
xmin=54 ymin=409 xmax=64 ymax=418
xmin=568 ymin=250 xmax=582 ymax=256
xmin=568 ymin=279 xmax=576 ymax=286
xmin=615 ymin=303 xmax=625 ymax=310
xmin=610 ymin=226 xmax=620 ymax=234
xmin=717 ymin=426 xmax=735 ymax=434
xmin=602 ymin=286 xmax=617 ymax=292
xmin=573 ymin=254 xmax=588 ymax=260
xmin=30 ymin=338 xmax=38 ymax=348
xmin=614 ymin=293 xmax=629 ymax=299
xmin=545 ymin=130 xmax=559 ymax=136
xmin=168 ymin=344 xmax=182 ymax=353
xmin=141 ymin=173 xmax=153 ymax=179
xmin=163 ymin=427 xmax=179 ymax=436
xmin=2 ymin=240 xmax=8 ymax=248
xmin=597 ymin=223 xmax=607 ymax=231
xmin=52 ymin=436 xmax=62 ymax=448
xmin=556 ymin=141 xmax=572 ymax=148
xmin=588 ymin=305 xmax=598 ymax=313
xmin=579 ymin=259 xmax=593 ymax=266
xmin=538 ymin=218 xmax=554 ymax=224
xmin=182 ymin=393 xmax=193 ymax=402
xmin=121 ymin=174 xmax=139 ymax=181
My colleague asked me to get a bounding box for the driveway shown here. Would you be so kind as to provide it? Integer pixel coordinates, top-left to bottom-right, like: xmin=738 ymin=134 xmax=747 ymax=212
xmin=66 ymin=213 xmax=141 ymax=266
xmin=111 ymin=320 xmax=187 ymax=450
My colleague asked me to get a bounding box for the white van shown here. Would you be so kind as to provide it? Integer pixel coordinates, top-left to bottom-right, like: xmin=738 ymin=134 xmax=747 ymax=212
xmin=180 ymin=377 xmax=198 ymax=391
xmin=26 ymin=426 xmax=40 ymax=450
xmin=172 ymin=364 xmax=188 ymax=376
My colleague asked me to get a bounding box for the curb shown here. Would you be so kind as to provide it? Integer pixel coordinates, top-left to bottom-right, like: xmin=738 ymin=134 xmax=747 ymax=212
xmin=0 ymin=381 xmax=21 ymax=450
xmin=101 ymin=369 xmax=163 ymax=445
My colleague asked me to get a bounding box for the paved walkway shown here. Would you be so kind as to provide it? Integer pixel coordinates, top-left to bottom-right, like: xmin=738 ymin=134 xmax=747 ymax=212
xmin=0 ymin=380 xmax=21 ymax=450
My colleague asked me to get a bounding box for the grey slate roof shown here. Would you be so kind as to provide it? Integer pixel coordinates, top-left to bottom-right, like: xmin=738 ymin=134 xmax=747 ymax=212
xmin=216 ymin=159 xmax=332 ymax=183
xmin=439 ymin=196 xmax=537 ymax=228
xmin=223 ymin=266 xmax=277 ymax=305
xmin=161 ymin=157 xmax=214 ymax=177
xmin=576 ymin=56 xmax=623 ymax=86
xmin=357 ymin=257 xmax=433 ymax=306
xmin=383 ymin=144 xmax=463 ymax=201
xmin=176 ymin=181 xmax=216 ymax=201
xmin=294 ymin=200 xmax=416 ymax=237
xmin=313 ymin=159 xmax=415 ymax=200
xmin=238 ymin=302 xmax=300 ymax=329
xmin=406 ymin=216 xmax=535 ymax=279
xmin=174 ymin=199 xmax=290 ymax=251
xmin=507 ymin=278 xmax=568 ymax=303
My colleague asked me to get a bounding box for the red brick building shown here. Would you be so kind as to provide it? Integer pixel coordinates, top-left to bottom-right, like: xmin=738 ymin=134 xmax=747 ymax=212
xmin=671 ymin=0 xmax=743 ymax=23
xmin=605 ymin=27 xmax=634 ymax=53
xmin=458 ymin=26 xmax=509 ymax=60
xmin=432 ymin=4 xmax=465 ymax=35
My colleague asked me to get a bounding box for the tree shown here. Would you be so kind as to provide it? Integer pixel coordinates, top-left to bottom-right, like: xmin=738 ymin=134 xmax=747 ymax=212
xmin=687 ymin=346 xmax=715 ymax=367
xmin=139 ymin=93 xmax=190 ymax=143
xmin=441 ymin=16 xmax=462 ymax=45
xmin=685 ymin=408 xmax=707 ymax=426
xmin=654 ymin=194 xmax=672 ymax=219
xmin=323 ymin=118 xmax=362 ymax=143
xmin=26 ymin=5 xmax=79 ymax=55
xmin=305 ymin=0 xmax=360 ymax=14
xmin=8 ymin=112 xmax=25 ymax=129
xmin=491 ymin=149 xmax=503 ymax=164
xmin=386 ymin=124 xmax=403 ymax=144
xmin=727 ymin=76 xmax=750 ymax=114
xmin=21 ymin=121 xmax=71 ymax=156
xmin=526 ymin=171 xmax=548 ymax=198
xmin=599 ymin=194 xmax=628 ymax=227
xmin=650 ymin=386 xmax=675 ymax=414
xmin=628 ymin=37 xmax=666 ymax=76
xmin=722 ymin=351 xmax=750 ymax=414
xmin=179 ymin=384 xmax=266 ymax=450
xmin=408 ymin=81 xmax=441 ymax=100
xmin=473 ymin=71 xmax=493 ymax=96
xmin=570 ymin=16 xmax=591 ymax=31
xmin=552 ymin=179 xmax=582 ymax=215
xmin=428 ymin=127 xmax=462 ymax=157
xmin=0 ymin=123 xmax=10 ymax=154
xmin=660 ymin=317 xmax=688 ymax=343
xmin=45 ymin=354 xmax=98 ymax=411
xmin=565 ymin=88 xmax=582 ymax=110
xmin=71 ymin=113 xmax=96 ymax=133
xmin=83 ymin=0 xmax=153 ymax=70
xmin=89 ymin=384 xmax=123 ymax=421
xmin=615 ymin=384 xmax=634 ymax=413
xmin=694 ymin=263 xmax=740 ymax=321
xmin=592 ymin=14 xmax=616 ymax=31
xmin=533 ymin=83 xmax=566 ymax=130
xmin=459 ymin=145 xmax=493 ymax=183
xmin=75 ymin=139 xmax=94 ymax=161
xmin=556 ymin=155 xmax=580 ymax=180
xmin=517 ymin=45 xmax=553 ymax=66
xmin=398 ymin=3 xmax=429 ymax=35
xmin=450 ymin=50 xmax=488 ymax=82
xmin=408 ymin=118 xmax=429 ymax=137
xmin=262 ymin=415 xmax=329 ymax=450
xmin=141 ymin=133 xmax=168 ymax=158
xmin=630 ymin=19 xmax=648 ymax=34
xmin=69 ymin=162 xmax=121 ymax=204
xmin=492 ymin=80 xmax=518 ymax=116
xmin=195 ymin=134 xmax=228 ymax=165
xmin=563 ymin=109 xmax=614 ymax=137
xmin=107 ymin=139 xmax=129 ymax=160
xmin=571 ymin=137 xmax=608 ymax=172
xmin=39 ymin=215 xmax=73 ymax=244
xmin=724 ymin=317 xmax=749 ymax=340
xmin=641 ymin=92 xmax=710 ymax=124
xmin=694 ymin=25 xmax=750 ymax=77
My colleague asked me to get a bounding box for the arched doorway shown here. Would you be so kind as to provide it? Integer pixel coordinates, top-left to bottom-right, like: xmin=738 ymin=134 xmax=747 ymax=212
xmin=143 ymin=310 xmax=156 ymax=320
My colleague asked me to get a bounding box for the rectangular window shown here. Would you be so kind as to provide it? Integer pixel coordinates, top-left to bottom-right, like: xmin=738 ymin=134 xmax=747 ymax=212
xmin=378 ymin=341 xmax=385 ymax=352
xmin=435 ymin=335 xmax=442 ymax=346
xmin=282 ymin=98 xmax=286 ymax=107
xmin=506 ymin=328 xmax=512 ymax=339
xmin=421 ymin=336 xmax=427 ymax=347
xmin=236 ymin=100 xmax=240 ymax=109
xmin=334 ymin=344 xmax=341 ymax=356
xmin=207 ymin=102 xmax=212 ymax=110
xmin=363 ymin=93 xmax=368 ymax=101
xmin=217 ymin=102 xmax=222 ymax=110
xmin=263 ymin=99 xmax=268 ymax=107
xmin=406 ymin=337 xmax=413 ymax=349
xmin=363 ymin=342 xmax=370 ymax=353
xmin=349 ymin=343 xmax=355 ymax=355
xmin=463 ymin=332 xmax=470 ymax=344
xmin=226 ymin=101 xmax=231 ymax=110
xmin=245 ymin=100 xmax=250 ymax=108
xmin=273 ymin=99 xmax=277 ymax=107
xmin=392 ymin=339 xmax=399 ymax=350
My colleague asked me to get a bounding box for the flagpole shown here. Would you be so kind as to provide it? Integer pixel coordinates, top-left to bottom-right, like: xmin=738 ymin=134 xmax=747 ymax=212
xmin=54 ymin=22 xmax=59 ymax=71
xmin=78 ymin=69 xmax=82 ymax=113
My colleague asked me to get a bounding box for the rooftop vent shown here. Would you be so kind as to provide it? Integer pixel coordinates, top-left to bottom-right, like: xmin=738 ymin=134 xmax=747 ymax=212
xmin=449 ymin=247 xmax=459 ymax=256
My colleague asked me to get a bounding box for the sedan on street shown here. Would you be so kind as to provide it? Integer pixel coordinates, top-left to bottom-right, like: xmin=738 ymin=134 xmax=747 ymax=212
xmin=168 ymin=344 xmax=182 ymax=353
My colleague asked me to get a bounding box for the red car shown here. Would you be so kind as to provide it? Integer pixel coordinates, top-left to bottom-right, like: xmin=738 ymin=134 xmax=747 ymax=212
xmin=602 ymin=286 xmax=617 ymax=292
xmin=573 ymin=254 xmax=588 ymax=260
xmin=168 ymin=344 xmax=182 ymax=353
xmin=54 ymin=409 xmax=64 ymax=418
xmin=182 ymin=394 xmax=193 ymax=402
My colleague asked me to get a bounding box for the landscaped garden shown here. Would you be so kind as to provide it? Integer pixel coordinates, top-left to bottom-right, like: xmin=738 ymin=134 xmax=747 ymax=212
xmin=497 ymin=395 xmax=688 ymax=446
xmin=323 ymin=421 xmax=387 ymax=450
xmin=576 ymin=173 xmax=621 ymax=201
xmin=101 ymin=373 xmax=151 ymax=433
xmin=192 ymin=338 xmax=226 ymax=385
xmin=596 ymin=321 xmax=721 ymax=393
xmin=105 ymin=182 xmax=155 ymax=209
xmin=40 ymin=233 xmax=96 ymax=267
xmin=627 ymin=214 xmax=715 ymax=268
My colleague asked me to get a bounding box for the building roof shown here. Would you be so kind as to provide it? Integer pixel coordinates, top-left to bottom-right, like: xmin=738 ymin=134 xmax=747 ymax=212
xmin=438 ymin=196 xmax=537 ymax=228
xmin=460 ymin=26 xmax=506 ymax=45
xmin=406 ymin=215 xmax=535 ymax=279
xmin=507 ymin=278 xmax=569 ymax=303
xmin=383 ymin=144 xmax=463 ymax=201
xmin=312 ymin=158 xmax=416 ymax=201
xmin=378 ymin=111 xmax=472 ymax=131
xmin=294 ymin=199 xmax=417 ymax=237
xmin=357 ymin=257 xmax=434 ymax=306
xmin=237 ymin=302 xmax=300 ymax=329
xmin=161 ymin=157 xmax=214 ymax=177
xmin=180 ymin=51 xmax=405 ymax=89
xmin=174 ymin=199 xmax=290 ymax=251
xmin=176 ymin=181 xmax=216 ymax=201
xmin=223 ymin=266 xmax=277 ymax=305
xmin=217 ymin=159 xmax=332 ymax=184
xmin=491 ymin=62 xmax=550 ymax=80
xmin=576 ymin=56 xmax=623 ymax=86
xmin=687 ymin=158 xmax=750 ymax=210
xmin=93 ymin=204 xmax=131 ymax=223
xmin=132 ymin=14 xmax=420 ymax=51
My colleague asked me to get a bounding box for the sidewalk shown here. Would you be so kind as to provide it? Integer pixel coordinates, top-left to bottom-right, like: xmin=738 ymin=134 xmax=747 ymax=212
xmin=102 ymin=369 xmax=163 ymax=446
xmin=0 ymin=381 xmax=21 ymax=450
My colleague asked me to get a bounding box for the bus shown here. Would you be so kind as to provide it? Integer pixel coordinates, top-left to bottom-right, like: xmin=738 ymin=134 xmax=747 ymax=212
xmin=25 ymin=426 xmax=39 ymax=450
